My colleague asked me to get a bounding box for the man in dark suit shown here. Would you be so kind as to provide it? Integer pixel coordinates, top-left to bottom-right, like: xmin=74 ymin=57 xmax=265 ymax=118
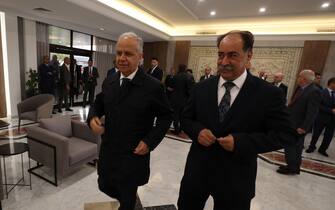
xmin=70 ymin=59 xmax=82 ymax=105
xmin=58 ymin=57 xmax=72 ymax=112
xmin=306 ymin=77 xmax=335 ymax=157
xmin=170 ymin=64 xmax=194 ymax=135
xmin=38 ymin=55 xmax=55 ymax=95
xmin=277 ymin=70 xmax=321 ymax=175
xmin=87 ymin=32 xmax=172 ymax=210
xmin=147 ymin=57 xmax=163 ymax=82
xmin=83 ymin=59 xmax=99 ymax=107
xmin=106 ymin=60 xmax=118 ymax=79
xmin=177 ymin=30 xmax=296 ymax=210
xmin=272 ymin=72 xmax=288 ymax=99
xmin=199 ymin=66 xmax=214 ymax=81
xmin=314 ymin=72 xmax=323 ymax=90
xmin=164 ymin=67 xmax=175 ymax=100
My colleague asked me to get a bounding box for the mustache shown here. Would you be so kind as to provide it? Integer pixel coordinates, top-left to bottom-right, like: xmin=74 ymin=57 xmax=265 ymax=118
xmin=218 ymin=64 xmax=234 ymax=71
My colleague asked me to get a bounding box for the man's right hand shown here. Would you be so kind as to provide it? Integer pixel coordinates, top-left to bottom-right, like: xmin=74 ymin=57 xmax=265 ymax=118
xmin=198 ymin=129 xmax=216 ymax=147
xmin=89 ymin=117 xmax=105 ymax=135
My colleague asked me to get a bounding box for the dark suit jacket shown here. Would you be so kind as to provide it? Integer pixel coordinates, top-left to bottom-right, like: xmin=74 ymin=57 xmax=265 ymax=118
xmin=38 ymin=63 xmax=55 ymax=94
xmin=164 ymin=74 xmax=174 ymax=99
xmin=170 ymin=71 xmax=194 ymax=109
xmin=181 ymin=73 xmax=296 ymax=199
xmin=59 ymin=64 xmax=71 ymax=93
xmin=83 ymin=66 xmax=99 ymax=86
xmin=313 ymin=88 xmax=333 ymax=124
xmin=289 ymin=84 xmax=321 ymax=132
xmin=199 ymin=74 xmax=214 ymax=82
xmin=87 ymin=69 xmax=172 ymax=186
xmin=147 ymin=66 xmax=163 ymax=82
xmin=106 ymin=67 xmax=117 ymax=79
xmin=272 ymin=83 xmax=288 ymax=99
xmin=71 ymin=64 xmax=81 ymax=88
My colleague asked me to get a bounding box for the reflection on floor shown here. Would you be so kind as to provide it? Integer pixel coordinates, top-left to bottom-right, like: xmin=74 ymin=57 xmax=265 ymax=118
xmin=0 ymin=106 xmax=334 ymax=210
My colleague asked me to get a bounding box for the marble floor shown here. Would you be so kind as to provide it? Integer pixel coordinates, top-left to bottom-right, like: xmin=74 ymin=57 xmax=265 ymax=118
xmin=0 ymin=107 xmax=335 ymax=210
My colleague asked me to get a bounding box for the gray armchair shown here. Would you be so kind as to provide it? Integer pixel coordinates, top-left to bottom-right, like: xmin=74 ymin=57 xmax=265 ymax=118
xmin=26 ymin=116 xmax=101 ymax=186
xmin=17 ymin=94 xmax=54 ymax=131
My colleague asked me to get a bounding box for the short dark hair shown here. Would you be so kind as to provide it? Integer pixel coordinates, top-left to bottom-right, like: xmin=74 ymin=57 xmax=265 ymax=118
xmin=178 ymin=64 xmax=187 ymax=73
xmin=216 ymin=30 xmax=254 ymax=52
xmin=315 ymin=72 xmax=321 ymax=77
xmin=151 ymin=57 xmax=158 ymax=61
xmin=327 ymin=77 xmax=335 ymax=85
xmin=186 ymin=69 xmax=193 ymax=74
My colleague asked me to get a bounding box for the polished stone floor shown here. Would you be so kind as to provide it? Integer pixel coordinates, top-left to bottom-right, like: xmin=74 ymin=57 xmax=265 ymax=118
xmin=0 ymin=107 xmax=334 ymax=210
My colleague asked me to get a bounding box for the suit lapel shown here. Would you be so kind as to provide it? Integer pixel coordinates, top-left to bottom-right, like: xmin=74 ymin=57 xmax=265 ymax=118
xmin=208 ymin=76 xmax=220 ymax=126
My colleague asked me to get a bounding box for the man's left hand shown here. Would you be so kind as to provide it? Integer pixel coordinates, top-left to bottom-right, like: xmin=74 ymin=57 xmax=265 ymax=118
xmin=217 ymin=134 xmax=235 ymax=151
xmin=134 ymin=141 xmax=149 ymax=155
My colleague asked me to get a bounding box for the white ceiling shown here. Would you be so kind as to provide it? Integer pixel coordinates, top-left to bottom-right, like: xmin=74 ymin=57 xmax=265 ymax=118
xmin=0 ymin=0 xmax=334 ymax=41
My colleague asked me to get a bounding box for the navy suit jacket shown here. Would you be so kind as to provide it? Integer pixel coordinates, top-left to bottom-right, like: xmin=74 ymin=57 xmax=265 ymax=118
xmin=181 ymin=73 xmax=296 ymax=199
xmin=316 ymin=88 xmax=335 ymax=124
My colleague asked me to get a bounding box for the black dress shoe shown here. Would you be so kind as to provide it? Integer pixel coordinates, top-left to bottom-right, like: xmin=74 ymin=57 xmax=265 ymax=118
xmin=58 ymin=109 xmax=62 ymax=113
xmin=318 ymin=150 xmax=329 ymax=157
xmin=305 ymin=147 xmax=316 ymax=153
xmin=65 ymin=108 xmax=73 ymax=111
xmin=276 ymin=167 xmax=300 ymax=175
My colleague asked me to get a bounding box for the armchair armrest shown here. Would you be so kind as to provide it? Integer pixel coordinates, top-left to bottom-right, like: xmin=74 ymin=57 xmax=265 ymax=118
xmin=36 ymin=99 xmax=54 ymax=120
xmin=72 ymin=120 xmax=101 ymax=144
xmin=26 ymin=126 xmax=70 ymax=173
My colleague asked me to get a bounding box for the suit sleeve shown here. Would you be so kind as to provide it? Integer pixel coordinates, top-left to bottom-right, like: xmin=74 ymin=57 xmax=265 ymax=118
xmin=157 ymin=69 xmax=163 ymax=82
xmin=319 ymin=91 xmax=333 ymax=114
xmin=232 ymin=87 xmax=297 ymax=161
xmin=300 ymin=89 xmax=321 ymax=130
xmin=143 ymin=84 xmax=173 ymax=150
xmin=86 ymin=79 xmax=106 ymax=127
xmin=181 ymin=84 xmax=206 ymax=141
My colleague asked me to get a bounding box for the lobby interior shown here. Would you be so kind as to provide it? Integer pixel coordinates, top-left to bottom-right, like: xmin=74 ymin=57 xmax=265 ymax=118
xmin=0 ymin=0 xmax=335 ymax=210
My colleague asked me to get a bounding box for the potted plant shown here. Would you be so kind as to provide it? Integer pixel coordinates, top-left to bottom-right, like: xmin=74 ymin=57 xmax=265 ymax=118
xmin=25 ymin=68 xmax=39 ymax=97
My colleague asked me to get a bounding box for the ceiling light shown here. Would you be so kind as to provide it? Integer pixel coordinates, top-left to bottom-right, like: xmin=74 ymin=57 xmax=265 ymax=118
xmin=259 ymin=7 xmax=266 ymax=13
xmin=321 ymin=2 xmax=330 ymax=8
xmin=210 ymin=11 xmax=216 ymax=16
xmin=99 ymin=27 xmax=105 ymax=31
xmin=198 ymin=0 xmax=205 ymax=2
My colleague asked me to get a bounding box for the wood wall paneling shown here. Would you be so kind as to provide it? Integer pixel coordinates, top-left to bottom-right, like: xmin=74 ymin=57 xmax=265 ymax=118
xmin=173 ymin=41 xmax=191 ymax=70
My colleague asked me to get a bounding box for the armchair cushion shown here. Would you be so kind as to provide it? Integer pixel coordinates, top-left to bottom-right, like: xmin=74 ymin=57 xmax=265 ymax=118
xmin=68 ymin=137 xmax=97 ymax=165
xmin=40 ymin=116 xmax=72 ymax=137
xmin=20 ymin=111 xmax=36 ymax=121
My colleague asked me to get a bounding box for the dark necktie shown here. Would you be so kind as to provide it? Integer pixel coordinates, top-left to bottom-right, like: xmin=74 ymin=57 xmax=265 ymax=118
xmin=121 ymin=78 xmax=130 ymax=88
xmin=331 ymin=91 xmax=335 ymax=106
xmin=218 ymin=81 xmax=235 ymax=123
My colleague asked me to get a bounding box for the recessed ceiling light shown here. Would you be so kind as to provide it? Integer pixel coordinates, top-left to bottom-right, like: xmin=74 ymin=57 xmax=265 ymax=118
xmin=99 ymin=27 xmax=105 ymax=31
xmin=198 ymin=0 xmax=205 ymax=2
xmin=321 ymin=2 xmax=330 ymax=8
xmin=259 ymin=7 xmax=266 ymax=13
xmin=210 ymin=11 xmax=216 ymax=16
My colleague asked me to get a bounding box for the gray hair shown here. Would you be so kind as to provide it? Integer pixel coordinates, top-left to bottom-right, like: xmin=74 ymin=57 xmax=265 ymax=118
xmin=118 ymin=32 xmax=143 ymax=53
xmin=300 ymin=69 xmax=315 ymax=83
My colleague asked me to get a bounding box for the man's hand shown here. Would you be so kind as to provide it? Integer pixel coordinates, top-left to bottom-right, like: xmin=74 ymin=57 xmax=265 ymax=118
xmin=198 ymin=129 xmax=216 ymax=147
xmin=134 ymin=141 xmax=149 ymax=155
xmin=332 ymin=108 xmax=335 ymax=114
xmin=217 ymin=134 xmax=235 ymax=151
xmin=89 ymin=117 xmax=105 ymax=135
xmin=296 ymin=128 xmax=306 ymax=135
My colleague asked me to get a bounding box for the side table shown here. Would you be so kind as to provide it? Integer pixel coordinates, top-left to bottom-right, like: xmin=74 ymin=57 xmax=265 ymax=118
xmin=0 ymin=142 xmax=32 ymax=198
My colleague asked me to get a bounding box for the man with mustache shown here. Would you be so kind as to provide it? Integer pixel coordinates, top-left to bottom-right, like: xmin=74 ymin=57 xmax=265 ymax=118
xmin=177 ymin=30 xmax=296 ymax=210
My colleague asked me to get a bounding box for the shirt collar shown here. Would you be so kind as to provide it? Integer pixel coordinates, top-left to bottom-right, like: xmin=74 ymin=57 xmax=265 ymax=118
xmin=218 ymin=69 xmax=247 ymax=89
xmin=120 ymin=68 xmax=138 ymax=81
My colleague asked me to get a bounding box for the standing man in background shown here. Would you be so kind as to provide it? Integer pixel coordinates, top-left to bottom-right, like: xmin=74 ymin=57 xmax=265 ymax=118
xmin=83 ymin=59 xmax=99 ymax=107
xmin=277 ymin=70 xmax=321 ymax=175
xmin=58 ymin=57 xmax=72 ymax=112
xmin=306 ymin=77 xmax=335 ymax=157
xmin=38 ymin=55 xmax=55 ymax=95
xmin=87 ymin=32 xmax=172 ymax=210
xmin=272 ymin=72 xmax=288 ymax=99
xmin=147 ymin=57 xmax=163 ymax=82
xmin=199 ymin=66 xmax=214 ymax=81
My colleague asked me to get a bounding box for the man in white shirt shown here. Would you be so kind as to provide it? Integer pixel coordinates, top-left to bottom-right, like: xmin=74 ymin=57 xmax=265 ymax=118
xmin=178 ymin=30 xmax=296 ymax=210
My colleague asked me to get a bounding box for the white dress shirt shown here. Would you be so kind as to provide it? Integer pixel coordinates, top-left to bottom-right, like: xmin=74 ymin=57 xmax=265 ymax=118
xmin=120 ymin=68 xmax=138 ymax=86
xmin=217 ymin=70 xmax=247 ymax=106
